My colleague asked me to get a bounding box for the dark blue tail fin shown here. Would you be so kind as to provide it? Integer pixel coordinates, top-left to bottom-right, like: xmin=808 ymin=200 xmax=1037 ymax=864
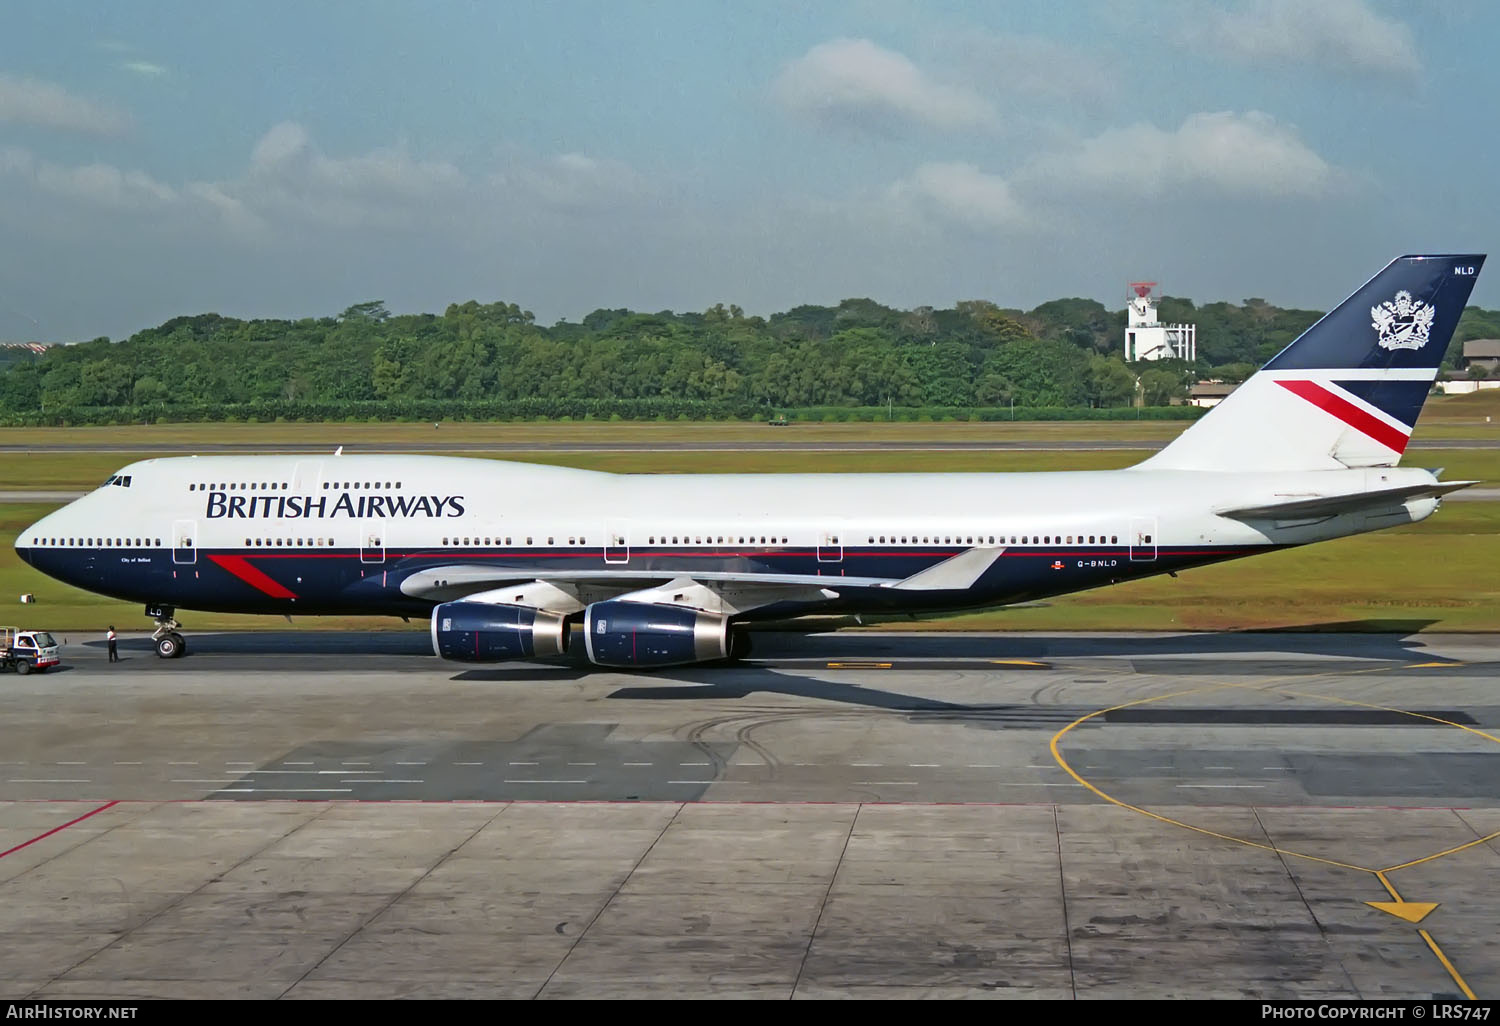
xmin=1142 ymin=254 xmax=1485 ymax=472
xmin=1264 ymin=254 xmax=1484 ymax=374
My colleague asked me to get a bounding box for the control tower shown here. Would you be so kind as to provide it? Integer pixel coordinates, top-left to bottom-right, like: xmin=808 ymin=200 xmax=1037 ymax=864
xmin=1125 ymin=281 xmax=1195 ymax=362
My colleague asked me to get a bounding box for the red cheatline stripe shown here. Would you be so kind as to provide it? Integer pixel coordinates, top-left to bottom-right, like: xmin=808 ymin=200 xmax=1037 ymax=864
xmin=0 ymin=801 xmax=118 ymax=860
xmin=1276 ymin=379 xmax=1410 ymax=453
xmin=206 ymin=554 xmax=299 ymax=599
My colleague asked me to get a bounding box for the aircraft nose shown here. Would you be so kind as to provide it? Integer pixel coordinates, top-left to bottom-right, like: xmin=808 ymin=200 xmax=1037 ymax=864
xmin=15 ymin=511 xmax=56 ymax=568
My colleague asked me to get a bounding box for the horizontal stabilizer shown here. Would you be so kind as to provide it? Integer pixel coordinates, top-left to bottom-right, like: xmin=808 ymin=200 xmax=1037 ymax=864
xmin=1215 ymin=480 xmax=1477 ymax=520
xmin=885 ymin=546 xmax=1003 ymax=591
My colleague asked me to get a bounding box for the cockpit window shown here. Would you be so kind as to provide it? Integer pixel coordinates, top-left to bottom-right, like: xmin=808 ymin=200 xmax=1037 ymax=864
xmin=101 ymin=474 xmax=133 ymax=488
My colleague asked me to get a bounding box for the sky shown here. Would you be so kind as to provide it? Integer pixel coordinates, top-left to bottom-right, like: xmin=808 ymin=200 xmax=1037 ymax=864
xmin=0 ymin=0 xmax=1496 ymax=342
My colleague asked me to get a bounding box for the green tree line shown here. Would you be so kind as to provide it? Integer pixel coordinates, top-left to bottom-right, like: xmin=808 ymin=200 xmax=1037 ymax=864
xmin=0 ymin=294 xmax=1494 ymax=425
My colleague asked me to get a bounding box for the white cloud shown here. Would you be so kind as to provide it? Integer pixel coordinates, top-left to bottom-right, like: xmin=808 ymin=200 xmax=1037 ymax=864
xmin=236 ymin=121 xmax=466 ymax=230
xmin=0 ymin=147 xmax=175 ymax=210
xmin=0 ymin=73 xmax=130 ymax=135
xmin=120 ymin=61 xmax=169 ymax=77
xmin=888 ymin=162 xmax=1029 ymax=230
xmin=945 ymin=31 xmax=1118 ymax=109
xmin=773 ymin=38 xmax=996 ymax=133
xmin=1177 ymin=0 xmax=1420 ymax=78
xmin=0 ymin=123 xmax=661 ymax=245
xmin=1020 ymin=111 xmax=1335 ymax=199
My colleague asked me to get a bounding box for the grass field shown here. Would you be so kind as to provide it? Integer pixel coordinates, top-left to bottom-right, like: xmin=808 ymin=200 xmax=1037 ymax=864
xmin=2 ymin=388 xmax=1497 ymax=448
xmin=9 ymin=447 xmax=1500 ymax=489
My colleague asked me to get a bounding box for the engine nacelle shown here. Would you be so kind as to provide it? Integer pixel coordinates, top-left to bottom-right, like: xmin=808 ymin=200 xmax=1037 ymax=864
xmin=583 ymin=600 xmax=730 ymax=668
xmin=431 ymin=601 xmax=568 ymax=662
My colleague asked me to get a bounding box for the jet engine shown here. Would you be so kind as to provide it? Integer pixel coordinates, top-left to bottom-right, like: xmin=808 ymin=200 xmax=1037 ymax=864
xmin=431 ymin=601 xmax=569 ymax=662
xmin=582 ymin=600 xmax=731 ymax=668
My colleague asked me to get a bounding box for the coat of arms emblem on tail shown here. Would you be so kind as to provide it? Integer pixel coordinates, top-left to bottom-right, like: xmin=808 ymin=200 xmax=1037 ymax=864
xmin=1371 ymin=290 xmax=1435 ymax=351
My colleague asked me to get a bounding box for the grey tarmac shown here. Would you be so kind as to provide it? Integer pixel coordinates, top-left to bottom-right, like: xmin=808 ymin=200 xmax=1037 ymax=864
xmin=1 ymin=629 xmax=1497 ymax=999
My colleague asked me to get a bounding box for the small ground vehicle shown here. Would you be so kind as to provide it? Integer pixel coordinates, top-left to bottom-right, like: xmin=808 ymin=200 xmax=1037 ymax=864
xmin=1 ymin=627 xmax=61 ymax=674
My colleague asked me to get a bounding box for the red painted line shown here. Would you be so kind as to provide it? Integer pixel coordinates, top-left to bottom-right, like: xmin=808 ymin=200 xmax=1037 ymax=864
xmin=206 ymin=554 xmax=299 ymax=599
xmin=0 ymin=800 xmax=118 ymax=860
xmin=1277 ymin=379 xmax=1410 ymax=453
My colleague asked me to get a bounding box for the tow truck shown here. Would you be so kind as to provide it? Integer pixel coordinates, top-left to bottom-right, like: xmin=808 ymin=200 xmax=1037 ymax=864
xmin=1 ymin=627 xmax=61 ymax=674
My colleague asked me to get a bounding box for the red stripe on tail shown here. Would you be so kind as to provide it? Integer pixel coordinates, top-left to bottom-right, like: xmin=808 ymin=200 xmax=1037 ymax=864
xmin=1276 ymin=379 xmax=1410 ymax=454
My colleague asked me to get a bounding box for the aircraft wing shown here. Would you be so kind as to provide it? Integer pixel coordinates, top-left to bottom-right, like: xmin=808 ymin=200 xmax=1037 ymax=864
xmin=1214 ymin=480 xmax=1478 ymax=520
xmin=400 ymin=563 xmax=895 ymax=615
xmin=400 ymin=548 xmax=1003 ymax=615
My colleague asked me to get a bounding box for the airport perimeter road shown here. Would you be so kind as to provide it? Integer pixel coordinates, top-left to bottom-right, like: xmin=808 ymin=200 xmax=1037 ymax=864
xmin=0 ymin=630 xmax=1496 ymax=998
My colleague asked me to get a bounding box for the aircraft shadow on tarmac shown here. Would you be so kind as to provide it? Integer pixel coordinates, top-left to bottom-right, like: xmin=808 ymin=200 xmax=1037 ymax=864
xmin=90 ymin=618 xmax=1439 ymax=665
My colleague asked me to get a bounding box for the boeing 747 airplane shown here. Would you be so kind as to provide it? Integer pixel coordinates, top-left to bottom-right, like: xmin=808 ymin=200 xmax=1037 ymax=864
xmin=14 ymin=254 xmax=1486 ymax=667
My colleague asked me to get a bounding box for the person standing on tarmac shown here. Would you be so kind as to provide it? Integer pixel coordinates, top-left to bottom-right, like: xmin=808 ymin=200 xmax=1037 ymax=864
xmin=107 ymin=625 xmax=118 ymax=663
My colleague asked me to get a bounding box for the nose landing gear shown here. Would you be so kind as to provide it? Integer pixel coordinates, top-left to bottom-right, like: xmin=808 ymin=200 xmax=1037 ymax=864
xmin=146 ymin=603 xmax=187 ymax=659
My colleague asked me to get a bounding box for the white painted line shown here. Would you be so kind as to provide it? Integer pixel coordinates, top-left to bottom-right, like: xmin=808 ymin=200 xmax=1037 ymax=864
xmin=8 ymin=779 xmax=90 ymax=783
xmin=995 ymin=782 xmax=1078 ymax=787
xmin=622 ymin=762 xmax=653 ymax=767
xmin=508 ymin=761 xmax=538 ymax=766
xmin=114 ymin=761 xmax=141 ymax=766
xmin=455 ymin=762 xmax=483 ymax=766
xmin=167 ymin=761 xmax=198 ymax=766
xmin=668 ymin=780 xmax=712 ymax=785
xmin=55 ymin=761 xmax=86 ymax=766
xmin=854 ymin=781 xmax=919 ymax=786
xmin=1206 ymin=765 xmax=1234 ymax=770
xmin=503 ymin=779 xmax=588 ymax=784
xmin=396 ymin=761 xmax=427 ymax=766
xmin=909 ymin=763 xmax=939 ymax=768
xmin=970 ymin=764 xmax=1004 ymax=768
xmin=730 ymin=761 xmax=761 ymax=767
xmin=343 ymin=779 xmax=424 ymax=785
xmin=283 ymin=761 xmax=314 ymax=766
xmin=224 ymin=762 xmax=254 ymax=767
xmin=680 ymin=762 xmax=710 ymax=766
xmin=248 ymin=769 xmax=382 ymax=775
xmin=1175 ymin=784 xmax=1265 ymax=789
xmin=1147 ymin=765 xmax=1173 ymax=770
xmin=1260 ymin=766 xmax=1292 ymax=771
xmin=567 ymin=762 xmax=596 ymax=767
xmin=172 ymin=779 xmax=238 ymax=784
xmin=216 ymin=788 xmax=352 ymax=794
xmin=852 ymin=762 xmax=883 ymax=767
xmin=341 ymin=761 xmax=371 ymax=766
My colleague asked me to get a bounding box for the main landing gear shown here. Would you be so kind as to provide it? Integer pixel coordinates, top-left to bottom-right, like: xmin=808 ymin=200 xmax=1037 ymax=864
xmin=145 ymin=603 xmax=187 ymax=659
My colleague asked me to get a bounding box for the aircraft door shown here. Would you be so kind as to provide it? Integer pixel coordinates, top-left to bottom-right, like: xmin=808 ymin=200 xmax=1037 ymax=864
xmin=172 ymin=519 xmax=197 ymax=565
xmin=360 ymin=520 xmax=385 ymax=564
xmin=817 ymin=529 xmax=843 ymax=563
xmin=293 ymin=461 xmax=322 ymax=492
xmin=604 ymin=522 xmax=630 ymax=564
xmin=1129 ymin=517 xmax=1157 ymax=563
